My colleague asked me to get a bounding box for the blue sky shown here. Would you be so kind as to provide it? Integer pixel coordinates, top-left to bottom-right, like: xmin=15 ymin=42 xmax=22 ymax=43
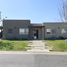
xmin=0 ymin=0 xmax=63 ymax=23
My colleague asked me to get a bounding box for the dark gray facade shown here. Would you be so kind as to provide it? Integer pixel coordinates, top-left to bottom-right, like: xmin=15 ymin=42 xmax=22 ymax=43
xmin=3 ymin=19 xmax=67 ymax=40
xmin=3 ymin=20 xmax=30 ymax=39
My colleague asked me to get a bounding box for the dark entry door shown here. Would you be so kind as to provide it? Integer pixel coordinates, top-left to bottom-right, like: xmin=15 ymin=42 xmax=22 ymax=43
xmin=34 ymin=30 xmax=38 ymax=39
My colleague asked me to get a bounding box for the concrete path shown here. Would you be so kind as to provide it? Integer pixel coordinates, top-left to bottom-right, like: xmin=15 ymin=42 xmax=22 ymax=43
xmin=27 ymin=40 xmax=49 ymax=52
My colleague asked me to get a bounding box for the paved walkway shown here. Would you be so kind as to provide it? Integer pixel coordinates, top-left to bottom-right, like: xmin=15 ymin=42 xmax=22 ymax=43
xmin=27 ymin=40 xmax=49 ymax=52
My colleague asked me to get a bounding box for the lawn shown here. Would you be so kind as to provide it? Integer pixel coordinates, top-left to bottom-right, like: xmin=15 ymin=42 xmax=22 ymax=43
xmin=0 ymin=40 xmax=28 ymax=51
xmin=46 ymin=40 xmax=67 ymax=52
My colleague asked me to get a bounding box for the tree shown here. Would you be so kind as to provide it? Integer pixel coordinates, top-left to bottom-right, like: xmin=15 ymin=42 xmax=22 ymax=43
xmin=59 ymin=0 xmax=67 ymax=22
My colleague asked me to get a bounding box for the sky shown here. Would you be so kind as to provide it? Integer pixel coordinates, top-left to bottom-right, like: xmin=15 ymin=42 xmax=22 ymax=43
xmin=0 ymin=0 xmax=64 ymax=24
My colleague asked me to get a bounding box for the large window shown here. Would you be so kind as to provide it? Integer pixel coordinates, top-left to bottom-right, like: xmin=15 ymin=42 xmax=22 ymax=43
xmin=19 ymin=28 xmax=29 ymax=35
xmin=46 ymin=29 xmax=51 ymax=34
xmin=19 ymin=28 xmax=25 ymax=34
xmin=61 ymin=29 xmax=67 ymax=34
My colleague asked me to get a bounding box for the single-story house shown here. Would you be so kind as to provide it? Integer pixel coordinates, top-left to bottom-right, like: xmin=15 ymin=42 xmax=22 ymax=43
xmin=2 ymin=19 xmax=67 ymax=40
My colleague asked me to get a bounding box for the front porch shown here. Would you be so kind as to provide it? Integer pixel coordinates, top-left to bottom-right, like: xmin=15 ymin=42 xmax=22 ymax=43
xmin=29 ymin=24 xmax=45 ymax=40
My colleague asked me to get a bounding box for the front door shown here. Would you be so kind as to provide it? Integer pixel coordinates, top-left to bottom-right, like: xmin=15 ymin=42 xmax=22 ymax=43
xmin=34 ymin=30 xmax=38 ymax=39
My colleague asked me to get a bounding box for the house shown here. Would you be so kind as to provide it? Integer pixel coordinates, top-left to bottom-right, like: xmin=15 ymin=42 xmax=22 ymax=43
xmin=3 ymin=19 xmax=67 ymax=40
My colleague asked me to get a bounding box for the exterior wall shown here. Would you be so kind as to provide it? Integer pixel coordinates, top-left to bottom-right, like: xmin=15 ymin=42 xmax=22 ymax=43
xmin=44 ymin=23 xmax=67 ymax=39
xmin=3 ymin=19 xmax=67 ymax=40
xmin=42 ymin=26 xmax=45 ymax=39
xmin=3 ymin=20 xmax=30 ymax=39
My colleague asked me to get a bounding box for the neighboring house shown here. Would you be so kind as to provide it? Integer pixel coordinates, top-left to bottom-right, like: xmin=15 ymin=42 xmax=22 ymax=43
xmin=3 ymin=19 xmax=67 ymax=40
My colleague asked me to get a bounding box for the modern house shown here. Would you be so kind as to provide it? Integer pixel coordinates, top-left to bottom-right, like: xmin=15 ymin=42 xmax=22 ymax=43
xmin=3 ymin=19 xmax=67 ymax=40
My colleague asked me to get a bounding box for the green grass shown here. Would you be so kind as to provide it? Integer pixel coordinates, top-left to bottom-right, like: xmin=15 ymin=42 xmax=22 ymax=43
xmin=0 ymin=40 xmax=28 ymax=51
xmin=46 ymin=40 xmax=67 ymax=52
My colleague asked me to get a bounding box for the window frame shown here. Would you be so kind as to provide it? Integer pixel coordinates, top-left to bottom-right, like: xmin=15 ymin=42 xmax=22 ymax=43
xmin=61 ymin=29 xmax=67 ymax=34
xmin=46 ymin=29 xmax=52 ymax=34
xmin=19 ymin=28 xmax=29 ymax=35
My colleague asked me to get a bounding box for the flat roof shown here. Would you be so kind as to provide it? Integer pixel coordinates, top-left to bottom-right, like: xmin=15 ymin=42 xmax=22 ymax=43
xmin=3 ymin=19 xmax=30 ymax=21
xmin=43 ymin=22 xmax=67 ymax=24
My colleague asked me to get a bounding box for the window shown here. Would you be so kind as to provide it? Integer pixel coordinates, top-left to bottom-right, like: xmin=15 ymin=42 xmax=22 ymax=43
xmin=61 ymin=29 xmax=67 ymax=34
xmin=19 ymin=28 xmax=29 ymax=35
xmin=46 ymin=29 xmax=51 ymax=34
xmin=8 ymin=29 xmax=13 ymax=33
xmin=25 ymin=28 xmax=29 ymax=34
xmin=19 ymin=28 xmax=25 ymax=34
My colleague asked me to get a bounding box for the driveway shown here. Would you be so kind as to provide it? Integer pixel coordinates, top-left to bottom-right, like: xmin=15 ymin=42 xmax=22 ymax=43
xmin=27 ymin=40 xmax=49 ymax=52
